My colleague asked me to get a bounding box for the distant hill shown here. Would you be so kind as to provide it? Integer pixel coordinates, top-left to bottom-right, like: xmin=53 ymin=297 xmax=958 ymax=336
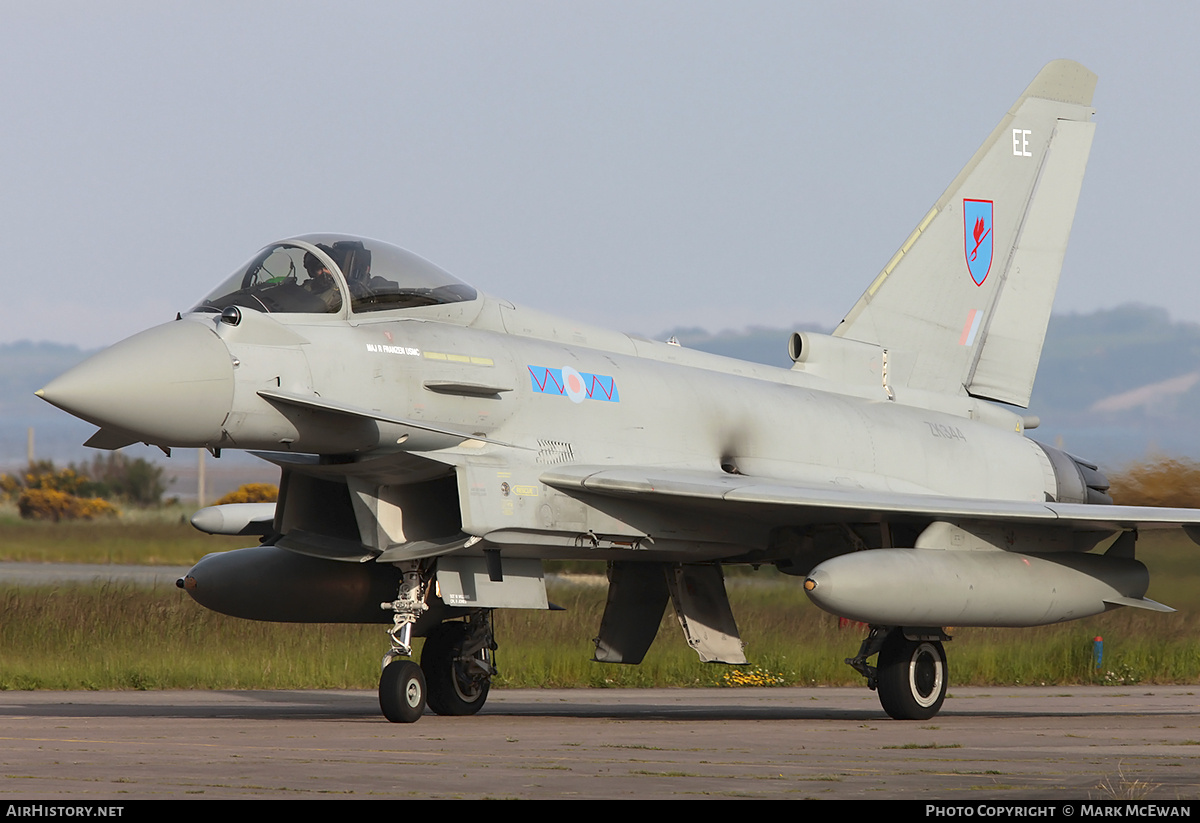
xmin=1031 ymin=305 xmax=1200 ymax=464
xmin=4 ymin=304 xmax=1200 ymax=474
xmin=1035 ymin=305 xmax=1200 ymax=414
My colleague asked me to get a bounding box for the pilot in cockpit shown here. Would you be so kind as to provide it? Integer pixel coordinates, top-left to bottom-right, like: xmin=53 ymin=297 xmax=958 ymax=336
xmin=302 ymin=249 xmax=341 ymax=310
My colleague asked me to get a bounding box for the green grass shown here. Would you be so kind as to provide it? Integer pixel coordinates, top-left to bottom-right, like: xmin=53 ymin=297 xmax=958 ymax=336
xmin=4 ymin=575 xmax=1200 ymax=691
xmin=2 ymin=515 xmax=1200 ymax=690
xmin=0 ymin=582 xmax=383 ymax=690
xmin=0 ymin=503 xmax=250 ymax=565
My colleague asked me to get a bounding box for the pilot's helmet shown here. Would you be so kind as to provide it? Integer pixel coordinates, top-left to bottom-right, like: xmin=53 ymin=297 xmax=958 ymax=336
xmin=304 ymin=244 xmax=338 ymax=275
xmin=303 ymin=251 xmax=328 ymax=275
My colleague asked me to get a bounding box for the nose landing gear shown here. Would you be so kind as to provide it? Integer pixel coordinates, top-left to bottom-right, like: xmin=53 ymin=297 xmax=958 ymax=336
xmin=378 ymin=564 xmax=496 ymax=723
xmin=379 ymin=659 xmax=427 ymax=723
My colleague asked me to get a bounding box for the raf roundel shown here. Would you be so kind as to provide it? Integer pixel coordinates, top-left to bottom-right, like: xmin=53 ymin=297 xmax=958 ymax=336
xmin=561 ymin=366 xmax=587 ymax=404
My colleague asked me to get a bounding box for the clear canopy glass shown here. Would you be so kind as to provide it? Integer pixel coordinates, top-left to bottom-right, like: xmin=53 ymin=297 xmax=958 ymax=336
xmin=192 ymin=235 xmax=477 ymax=316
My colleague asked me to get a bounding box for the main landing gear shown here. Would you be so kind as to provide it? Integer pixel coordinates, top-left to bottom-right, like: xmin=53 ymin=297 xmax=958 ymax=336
xmin=379 ymin=564 xmax=496 ymax=723
xmin=846 ymin=625 xmax=949 ymax=720
xmin=421 ymin=617 xmax=494 ymax=716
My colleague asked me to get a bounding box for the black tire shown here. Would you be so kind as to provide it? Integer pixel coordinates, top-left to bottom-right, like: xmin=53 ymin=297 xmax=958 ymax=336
xmin=421 ymin=622 xmax=491 ymax=716
xmin=876 ymin=632 xmax=947 ymax=720
xmin=379 ymin=659 xmax=427 ymax=723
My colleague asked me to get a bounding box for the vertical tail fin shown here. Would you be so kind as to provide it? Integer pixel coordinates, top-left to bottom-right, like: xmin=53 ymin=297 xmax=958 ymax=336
xmin=833 ymin=60 xmax=1097 ymax=408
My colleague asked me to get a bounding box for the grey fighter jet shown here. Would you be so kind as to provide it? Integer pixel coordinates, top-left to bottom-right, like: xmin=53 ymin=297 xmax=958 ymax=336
xmin=38 ymin=60 xmax=1200 ymax=723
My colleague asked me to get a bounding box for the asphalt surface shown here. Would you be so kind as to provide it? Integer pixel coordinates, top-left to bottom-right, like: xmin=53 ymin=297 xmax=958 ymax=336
xmin=2 ymin=686 xmax=1199 ymax=799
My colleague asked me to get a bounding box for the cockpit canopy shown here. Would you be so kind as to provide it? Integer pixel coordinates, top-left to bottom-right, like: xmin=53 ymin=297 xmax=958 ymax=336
xmin=192 ymin=234 xmax=478 ymax=316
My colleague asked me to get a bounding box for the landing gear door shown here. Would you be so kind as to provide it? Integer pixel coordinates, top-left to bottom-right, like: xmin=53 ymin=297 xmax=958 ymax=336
xmin=436 ymin=556 xmax=549 ymax=609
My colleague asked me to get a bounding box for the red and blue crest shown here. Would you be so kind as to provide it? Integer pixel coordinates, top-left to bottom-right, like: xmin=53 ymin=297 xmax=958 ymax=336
xmin=963 ymin=199 xmax=993 ymax=286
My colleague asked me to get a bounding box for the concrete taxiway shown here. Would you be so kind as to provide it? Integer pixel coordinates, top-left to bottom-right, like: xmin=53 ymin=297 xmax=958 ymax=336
xmin=1 ymin=687 xmax=1198 ymax=799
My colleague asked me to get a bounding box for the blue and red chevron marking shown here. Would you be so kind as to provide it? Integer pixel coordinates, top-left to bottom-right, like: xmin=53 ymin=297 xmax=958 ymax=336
xmin=527 ymin=366 xmax=620 ymax=402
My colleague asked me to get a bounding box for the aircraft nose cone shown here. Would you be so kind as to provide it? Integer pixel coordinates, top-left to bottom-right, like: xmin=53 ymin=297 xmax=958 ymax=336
xmin=37 ymin=319 xmax=234 ymax=447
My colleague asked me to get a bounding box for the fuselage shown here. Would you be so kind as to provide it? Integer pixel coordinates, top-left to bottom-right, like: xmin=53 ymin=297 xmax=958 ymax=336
xmin=213 ymin=296 xmax=1052 ymax=499
xmin=36 ymin=234 xmax=1089 ymax=567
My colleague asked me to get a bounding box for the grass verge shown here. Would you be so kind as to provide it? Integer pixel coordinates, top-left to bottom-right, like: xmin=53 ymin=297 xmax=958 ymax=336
xmin=3 ymin=575 xmax=1200 ymax=690
xmin=1 ymin=517 xmax=1199 ymax=690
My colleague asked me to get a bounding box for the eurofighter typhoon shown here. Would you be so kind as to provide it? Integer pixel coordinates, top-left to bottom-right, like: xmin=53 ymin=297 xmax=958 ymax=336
xmin=39 ymin=61 xmax=1200 ymax=722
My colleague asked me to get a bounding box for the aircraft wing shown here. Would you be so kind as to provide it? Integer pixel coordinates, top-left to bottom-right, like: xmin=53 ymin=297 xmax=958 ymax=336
xmin=540 ymin=466 xmax=1200 ymax=531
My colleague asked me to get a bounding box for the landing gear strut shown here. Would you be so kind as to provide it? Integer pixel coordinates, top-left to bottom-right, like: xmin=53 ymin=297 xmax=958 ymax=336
xmin=378 ymin=563 xmax=496 ymax=723
xmin=379 ymin=563 xmax=431 ymax=723
xmin=846 ymin=625 xmax=950 ymax=720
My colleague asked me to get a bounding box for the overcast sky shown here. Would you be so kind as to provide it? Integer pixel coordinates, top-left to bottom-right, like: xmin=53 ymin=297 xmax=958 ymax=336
xmin=3 ymin=1 xmax=1197 ymax=348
